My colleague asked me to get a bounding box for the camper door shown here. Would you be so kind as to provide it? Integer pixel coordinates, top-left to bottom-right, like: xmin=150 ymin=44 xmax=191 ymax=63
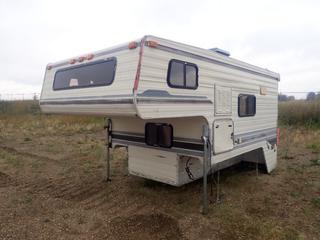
xmin=213 ymin=119 xmax=234 ymax=154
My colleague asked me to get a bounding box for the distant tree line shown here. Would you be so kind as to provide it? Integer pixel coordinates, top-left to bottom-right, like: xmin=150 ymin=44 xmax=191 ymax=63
xmin=278 ymin=92 xmax=320 ymax=101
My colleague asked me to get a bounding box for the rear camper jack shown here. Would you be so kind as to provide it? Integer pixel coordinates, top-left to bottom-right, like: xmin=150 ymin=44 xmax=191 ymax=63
xmin=201 ymin=125 xmax=211 ymax=214
xmin=104 ymin=118 xmax=112 ymax=182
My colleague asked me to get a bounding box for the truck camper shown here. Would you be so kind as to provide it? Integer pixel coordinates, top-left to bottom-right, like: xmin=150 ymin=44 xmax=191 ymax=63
xmin=40 ymin=35 xmax=279 ymax=212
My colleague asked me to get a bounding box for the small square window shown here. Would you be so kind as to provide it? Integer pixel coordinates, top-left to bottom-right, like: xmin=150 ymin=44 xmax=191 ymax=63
xmin=167 ymin=59 xmax=198 ymax=89
xmin=238 ymin=94 xmax=256 ymax=117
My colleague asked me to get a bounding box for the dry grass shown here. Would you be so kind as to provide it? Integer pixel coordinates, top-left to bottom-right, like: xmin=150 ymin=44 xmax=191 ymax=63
xmin=0 ymin=100 xmax=104 ymax=137
xmin=279 ymin=100 xmax=320 ymax=127
xmin=0 ymin=100 xmax=40 ymax=115
xmin=0 ymin=101 xmax=319 ymax=239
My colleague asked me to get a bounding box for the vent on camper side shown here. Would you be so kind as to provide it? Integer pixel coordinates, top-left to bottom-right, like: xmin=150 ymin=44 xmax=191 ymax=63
xmin=209 ymin=48 xmax=230 ymax=57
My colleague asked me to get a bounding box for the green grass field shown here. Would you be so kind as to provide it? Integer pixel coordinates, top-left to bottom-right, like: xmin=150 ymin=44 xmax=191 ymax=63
xmin=279 ymin=100 xmax=320 ymax=127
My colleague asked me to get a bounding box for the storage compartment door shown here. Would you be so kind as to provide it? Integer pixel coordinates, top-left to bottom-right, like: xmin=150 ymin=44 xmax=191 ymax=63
xmin=213 ymin=119 xmax=234 ymax=154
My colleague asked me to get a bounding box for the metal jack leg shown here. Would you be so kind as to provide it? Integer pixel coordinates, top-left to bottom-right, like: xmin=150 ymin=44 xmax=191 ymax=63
xmin=256 ymin=156 xmax=259 ymax=179
xmin=201 ymin=125 xmax=210 ymax=214
xmin=216 ymin=170 xmax=221 ymax=203
xmin=104 ymin=118 xmax=112 ymax=182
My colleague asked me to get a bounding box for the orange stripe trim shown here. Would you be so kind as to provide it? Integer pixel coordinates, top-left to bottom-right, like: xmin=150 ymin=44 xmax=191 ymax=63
xmin=133 ymin=37 xmax=146 ymax=91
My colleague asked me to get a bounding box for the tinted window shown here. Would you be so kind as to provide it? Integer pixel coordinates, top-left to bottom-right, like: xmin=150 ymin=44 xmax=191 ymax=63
xmin=145 ymin=123 xmax=173 ymax=148
xmin=53 ymin=58 xmax=116 ymax=90
xmin=169 ymin=61 xmax=184 ymax=87
xmin=158 ymin=125 xmax=173 ymax=148
xmin=145 ymin=123 xmax=158 ymax=146
xmin=238 ymin=94 xmax=256 ymax=117
xmin=167 ymin=60 xmax=198 ymax=89
xmin=186 ymin=65 xmax=197 ymax=88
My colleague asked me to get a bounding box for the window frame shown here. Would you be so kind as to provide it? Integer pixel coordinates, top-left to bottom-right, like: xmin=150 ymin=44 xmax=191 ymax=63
xmin=145 ymin=123 xmax=173 ymax=148
xmin=238 ymin=94 xmax=256 ymax=117
xmin=52 ymin=57 xmax=117 ymax=91
xmin=167 ymin=59 xmax=198 ymax=90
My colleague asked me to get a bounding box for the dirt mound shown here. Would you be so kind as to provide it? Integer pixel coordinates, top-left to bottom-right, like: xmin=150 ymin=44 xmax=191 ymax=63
xmin=97 ymin=213 xmax=184 ymax=240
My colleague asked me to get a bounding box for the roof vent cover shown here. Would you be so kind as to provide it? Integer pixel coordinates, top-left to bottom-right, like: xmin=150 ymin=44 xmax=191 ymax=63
xmin=210 ymin=48 xmax=230 ymax=57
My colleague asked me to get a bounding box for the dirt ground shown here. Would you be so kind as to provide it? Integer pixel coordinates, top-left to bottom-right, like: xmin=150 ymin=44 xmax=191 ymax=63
xmin=0 ymin=114 xmax=319 ymax=240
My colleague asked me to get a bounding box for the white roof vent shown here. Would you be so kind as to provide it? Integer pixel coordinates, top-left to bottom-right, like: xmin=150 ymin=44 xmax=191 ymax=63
xmin=210 ymin=48 xmax=230 ymax=57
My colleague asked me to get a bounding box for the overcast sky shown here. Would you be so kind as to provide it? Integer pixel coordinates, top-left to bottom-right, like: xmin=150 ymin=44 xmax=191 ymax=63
xmin=0 ymin=0 xmax=319 ymax=98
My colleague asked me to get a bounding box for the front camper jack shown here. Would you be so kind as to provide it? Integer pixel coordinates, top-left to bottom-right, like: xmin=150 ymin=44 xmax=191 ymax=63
xmin=104 ymin=118 xmax=112 ymax=182
xmin=201 ymin=125 xmax=210 ymax=214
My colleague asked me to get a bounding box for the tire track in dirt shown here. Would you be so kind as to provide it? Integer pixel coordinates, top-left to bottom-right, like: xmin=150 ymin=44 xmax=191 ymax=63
xmin=81 ymin=190 xmax=109 ymax=209
xmin=0 ymin=144 xmax=84 ymax=167
xmin=0 ymin=144 xmax=55 ymax=163
xmin=22 ymin=176 xmax=108 ymax=204
xmin=1 ymin=144 xmax=109 ymax=205
xmin=58 ymin=183 xmax=107 ymax=202
xmin=81 ymin=182 xmax=125 ymax=210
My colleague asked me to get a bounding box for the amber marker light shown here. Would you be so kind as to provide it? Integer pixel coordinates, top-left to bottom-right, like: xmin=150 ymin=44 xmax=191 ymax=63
xmin=128 ymin=41 xmax=138 ymax=49
xmin=86 ymin=54 xmax=94 ymax=60
xmin=145 ymin=40 xmax=158 ymax=48
xmin=78 ymin=56 xmax=85 ymax=62
xmin=69 ymin=59 xmax=76 ymax=64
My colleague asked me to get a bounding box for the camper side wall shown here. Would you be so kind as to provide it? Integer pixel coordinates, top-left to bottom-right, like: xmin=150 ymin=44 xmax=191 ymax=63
xmin=137 ymin=36 xmax=278 ymax=171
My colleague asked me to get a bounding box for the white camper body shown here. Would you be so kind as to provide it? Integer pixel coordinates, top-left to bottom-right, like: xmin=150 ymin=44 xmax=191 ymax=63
xmin=40 ymin=35 xmax=279 ymax=186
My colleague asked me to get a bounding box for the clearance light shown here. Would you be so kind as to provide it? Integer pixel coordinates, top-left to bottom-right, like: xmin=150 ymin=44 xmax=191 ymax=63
xmin=69 ymin=59 xmax=76 ymax=64
xmin=86 ymin=54 xmax=94 ymax=60
xmin=128 ymin=41 xmax=138 ymax=49
xmin=145 ymin=40 xmax=158 ymax=48
xmin=47 ymin=65 xmax=52 ymax=70
xmin=78 ymin=56 xmax=85 ymax=62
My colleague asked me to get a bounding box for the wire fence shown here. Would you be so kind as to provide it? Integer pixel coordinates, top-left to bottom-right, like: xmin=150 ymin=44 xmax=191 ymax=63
xmin=0 ymin=93 xmax=40 ymax=101
xmin=279 ymin=91 xmax=320 ymax=101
